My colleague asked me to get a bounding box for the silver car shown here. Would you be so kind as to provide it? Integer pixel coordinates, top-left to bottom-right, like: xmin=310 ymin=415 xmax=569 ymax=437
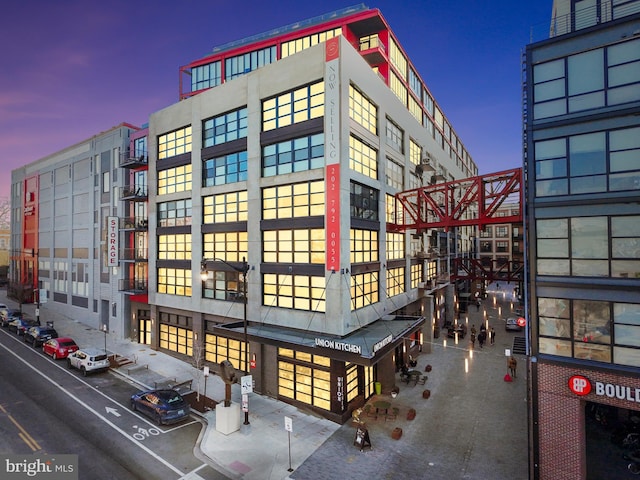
xmin=505 ymin=317 xmax=523 ymax=332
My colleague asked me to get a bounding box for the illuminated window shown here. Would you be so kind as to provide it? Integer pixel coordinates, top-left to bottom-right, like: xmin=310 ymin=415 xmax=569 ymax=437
xmin=159 ymin=323 xmax=193 ymax=356
xmin=385 ymin=193 xmax=401 ymax=224
xmin=351 ymin=272 xmax=379 ymax=310
xmin=203 ymin=191 xmax=247 ymax=224
xmin=408 ymin=96 xmax=423 ymax=124
xmin=203 ymin=107 xmax=248 ymax=147
xmin=204 ymin=334 xmax=247 ymax=372
xmin=263 ymin=229 xmax=325 ymax=264
xmin=409 ymin=139 xmax=422 ymax=166
xmin=388 ymin=37 xmax=407 ymax=80
xmin=158 ymin=199 xmax=192 ymax=227
xmin=385 ymin=117 xmax=404 ymax=153
xmin=349 ymin=136 xmax=377 ymax=179
xmin=387 ymin=267 xmax=405 ymax=297
xmin=385 ymin=158 xmax=403 ymax=190
xmin=386 ymin=232 xmax=405 ymax=260
xmin=350 ymin=182 xmax=379 ymax=221
xmin=345 ymin=363 xmax=359 ymax=404
xmin=263 ymin=81 xmax=324 ymax=131
xmin=281 ymin=28 xmax=341 ymax=58
xmin=278 ymin=349 xmax=331 ymax=410
xmin=158 ymin=126 xmax=192 ymax=160
xmin=157 ymin=268 xmax=192 ymax=296
xmin=225 ymin=46 xmax=276 ymax=81
xmin=203 ymin=232 xmax=247 ymax=263
xmin=158 ymin=165 xmax=192 ymax=195
xmin=262 ymin=181 xmax=324 ymax=220
xmin=203 ymin=151 xmax=247 ymax=187
xmin=349 ymin=84 xmax=377 ymax=135
xmin=359 ymin=34 xmax=379 ymax=51
xmin=263 ymin=133 xmax=324 ymax=177
xmin=389 ymin=71 xmax=407 ymax=106
xmin=263 ymin=273 xmax=326 ymax=312
xmin=158 ymin=234 xmax=192 ymax=260
xmin=410 ymin=263 xmax=422 ymax=289
xmin=350 ymin=229 xmax=379 ymax=264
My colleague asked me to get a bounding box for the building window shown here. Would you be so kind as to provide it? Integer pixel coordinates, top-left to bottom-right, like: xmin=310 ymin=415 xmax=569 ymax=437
xmin=410 ymin=263 xmax=422 ymax=289
xmin=281 ymin=28 xmax=341 ymax=58
xmin=158 ymin=126 xmax=192 ymax=160
xmin=262 ymin=181 xmax=324 ymax=220
xmin=349 ymin=84 xmax=377 ymax=135
xmin=480 ymin=227 xmax=493 ymax=238
xmin=351 ymin=272 xmax=379 ymax=310
xmin=133 ymin=137 xmax=147 ymax=159
xmin=158 ymin=165 xmax=192 ymax=195
xmin=262 ymin=133 xmax=324 ymax=177
xmin=203 ymin=151 xmax=247 ymax=187
xmin=408 ymin=96 xmax=423 ymax=124
xmin=350 ymin=229 xmax=379 ymax=264
xmin=202 ymin=270 xmax=245 ymax=301
xmin=71 ymin=262 xmax=88 ymax=296
xmin=386 ymin=232 xmax=404 ymax=260
xmin=481 ymin=241 xmax=493 ymax=253
xmin=388 ymin=36 xmax=407 ymax=80
xmin=192 ymin=61 xmax=222 ymax=92
xmin=385 ymin=117 xmax=404 ymax=153
xmin=389 ymin=71 xmax=407 ymax=106
xmin=278 ymin=348 xmax=331 ymax=410
xmin=158 ymin=234 xmax=192 ymax=260
xmin=158 ymin=199 xmax=192 ymax=227
xmin=536 ymin=215 xmax=640 ymax=278
xmin=205 ymin=334 xmax=246 ymax=372
xmin=495 ymin=226 xmax=508 ymax=238
xmin=345 ymin=363 xmax=359 ymax=403
xmin=385 ymin=193 xmax=401 ymax=224
xmin=225 ymin=46 xmax=276 ymax=81
xmin=359 ymin=34 xmax=379 ymax=51
xmin=203 ymin=232 xmax=248 ymax=263
xmin=262 ymin=81 xmax=324 ymax=131
xmin=349 ymin=136 xmax=377 ymax=180
xmin=203 ymin=191 xmax=247 ymax=224
xmin=157 ymin=268 xmax=192 ymax=296
xmin=263 ymin=274 xmax=326 ymax=312
xmin=263 ymin=229 xmax=325 ymax=264
xmin=350 ymin=182 xmax=379 ymax=221
xmin=496 ymin=241 xmax=509 ymax=253
xmin=387 ymin=266 xmax=405 ymax=297
xmin=53 ymin=261 xmax=67 ymax=292
xmin=159 ymin=324 xmax=193 ymax=356
xmin=385 ymin=158 xmax=404 ymax=191
xmin=409 ymin=139 xmax=422 ymax=167
xmin=203 ymin=107 xmax=248 ymax=147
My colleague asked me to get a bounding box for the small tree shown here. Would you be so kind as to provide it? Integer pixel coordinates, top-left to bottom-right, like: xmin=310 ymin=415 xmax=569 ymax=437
xmin=191 ymin=338 xmax=206 ymax=402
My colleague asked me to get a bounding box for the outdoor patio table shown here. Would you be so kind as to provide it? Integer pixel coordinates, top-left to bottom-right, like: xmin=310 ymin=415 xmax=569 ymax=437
xmin=373 ymin=400 xmax=391 ymax=419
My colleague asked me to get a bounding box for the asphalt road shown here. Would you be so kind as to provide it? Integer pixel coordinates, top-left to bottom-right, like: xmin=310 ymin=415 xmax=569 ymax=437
xmin=0 ymin=327 xmax=227 ymax=479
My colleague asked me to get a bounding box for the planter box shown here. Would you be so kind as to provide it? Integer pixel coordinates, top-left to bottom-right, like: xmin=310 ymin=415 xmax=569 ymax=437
xmin=407 ymin=408 xmax=416 ymax=421
xmin=422 ymin=389 xmax=431 ymax=399
xmin=392 ymin=427 xmax=403 ymax=440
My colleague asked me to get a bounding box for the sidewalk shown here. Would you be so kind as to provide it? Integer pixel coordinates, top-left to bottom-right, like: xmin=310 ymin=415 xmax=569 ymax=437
xmin=1 ymin=282 xmax=528 ymax=480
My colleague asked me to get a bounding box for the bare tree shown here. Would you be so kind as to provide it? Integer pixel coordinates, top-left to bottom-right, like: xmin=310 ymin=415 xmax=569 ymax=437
xmin=0 ymin=197 xmax=9 ymax=230
xmin=191 ymin=338 xmax=207 ymax=402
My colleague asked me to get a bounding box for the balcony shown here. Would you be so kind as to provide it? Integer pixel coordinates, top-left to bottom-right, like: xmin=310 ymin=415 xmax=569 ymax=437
xmin=119 ymin=150 xmax=148 ymax=169
xmin=119 ymin=248 xmax=148 ymax=262
xmin=121 ymin=185 xmax=148 ymax=201
xmin=120 ymin=216 xmax=148 ymax=231
xmin=119 ymin=278 xmax=148 ymax=294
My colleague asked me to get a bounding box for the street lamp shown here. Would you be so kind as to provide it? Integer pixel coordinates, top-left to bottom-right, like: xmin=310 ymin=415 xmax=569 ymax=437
xmin=200 ymin=256 xmax=250 ymax=425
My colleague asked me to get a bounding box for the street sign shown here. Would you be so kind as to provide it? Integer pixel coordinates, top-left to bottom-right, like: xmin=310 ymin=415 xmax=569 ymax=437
xmin=203 ymin=366 xmax=210 ymax=377
xmin=285 ymin=416 xmax=293 ymax=432
xmin=241 ymin=375 xmax=253 ymax=394
xmin=242 ymin=394 xmax=248 ymax=412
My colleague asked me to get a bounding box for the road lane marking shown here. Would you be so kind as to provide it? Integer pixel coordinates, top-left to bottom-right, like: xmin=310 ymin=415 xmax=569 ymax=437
xmin=0 ymin=403 xmax=42 ymax=451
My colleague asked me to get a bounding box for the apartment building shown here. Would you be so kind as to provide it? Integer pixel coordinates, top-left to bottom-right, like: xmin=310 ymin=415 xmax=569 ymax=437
xmin=524 ymin=1 xmax=640 ymax=478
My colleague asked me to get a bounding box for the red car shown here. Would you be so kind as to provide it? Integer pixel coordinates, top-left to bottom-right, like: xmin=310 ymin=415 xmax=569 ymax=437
xmin=42 ymin=337 xmax=79 ymax=360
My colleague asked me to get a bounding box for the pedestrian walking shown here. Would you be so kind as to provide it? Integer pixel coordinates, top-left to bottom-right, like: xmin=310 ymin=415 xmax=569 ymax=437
xmin=470 ymin=332 xmax=476 ymax=348
xmin=507 ymin=355 xmax=517 ymax=378
xmin=471 ymin=324 xmax=477 ymax=336
xmin=478 ymin=330 xmax=486 ymax=348
xmin=490 ymin=327 xmax=495 ymax=345
xmin=476 ymin=299 xmax=481 ymax=311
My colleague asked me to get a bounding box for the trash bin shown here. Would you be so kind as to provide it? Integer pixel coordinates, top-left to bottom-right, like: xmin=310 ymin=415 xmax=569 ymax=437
xmin=374 ymin=381 xmax=381 ymax=395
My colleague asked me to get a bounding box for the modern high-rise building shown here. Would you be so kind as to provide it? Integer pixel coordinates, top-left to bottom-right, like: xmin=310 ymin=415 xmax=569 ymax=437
xmin=524 ymin=1 xmax=640 ymax=478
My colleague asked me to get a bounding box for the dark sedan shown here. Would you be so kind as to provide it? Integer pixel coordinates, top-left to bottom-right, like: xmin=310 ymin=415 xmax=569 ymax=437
xmin=24 ymin=326 xmax=58 ymax=347
xmin=8 ymin=317 xmax=40 ymax=335
xmin=130 ymin=389 xmax=191 ymax=425
xmin=1 ymin=309 xmax=23 ymax=328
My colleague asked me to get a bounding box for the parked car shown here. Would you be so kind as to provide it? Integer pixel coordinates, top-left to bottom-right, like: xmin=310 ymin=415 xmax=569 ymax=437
xmin=505 ymin=317 xmax=523 ymax=332
xmin=42 ymin=337 xmax=79 ymax=360
xmin=0 ymin=303 xmax=8 ymax=317
xmin=24 ymin=326 xmax=58 ymax=347
xmin=67 ymin=348 xmax=110 ymax=376
xmin=130 ymin=389 xmax=191 ymax=425
xmin=8 ymin=317 xmax=40 ymax=335
xmin=1 ymin=308 xmax=23 ymax=328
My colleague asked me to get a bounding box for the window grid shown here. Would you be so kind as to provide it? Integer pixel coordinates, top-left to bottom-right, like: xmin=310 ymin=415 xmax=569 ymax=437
xmin=192 ymin=61 xmax=222 ymax=91
xmin=262 ymin=181 xmax=325 ymax=220
xmin=262 ymin=133 xmax=324 ymax=177
xmin=350 ymin=182 xmax=379 ymax=221
xmin=158 ymin=234 xmax=192 ymax=260
xmin=277 ymin=355 xmax=331 ymax=410
xmin=263 ymin=273 xmax=326 ymax=312
xmin=385 ymin=158 xmax=404 ymax=190
xmin=158 ymin=165 xmax=192 ymax=195
xmin=349 ymin=84 xmax=378 ymax=135
xmin=159 ymin=126 xmax=192 ymax=160
xmin=203 ymin=232 xmax=248 ymax=263
xmin=389 ymin=71 xmax=407 ymax=106
xmin=410 ymin=263 xmax=422 ymax=289
xmin=387 ymin=266 xmax=405 ymax=297
xmin=345 ymin=363 xmax=359 ymax=403
xmin=203 ymin=107 xmax=248 ymax=147
xmin=159 ymin=324 xmax=193 ymax=356
xmin=203 ymin=191 xmax=248 ymax=224
xmin=263 ymin=229 xmax=326 ymax=264
xmin=157 ymin=267 xmax=192 ymax=296
xmin=351 ymin=272 xmax=379 ymax=310
xmin=386 ymin=232 xmax=405 ymax=260
xmin=281 ymin=28 xmax=341 ymax=58
xmin=388 ymin=37 xmax=407 ymax=80
xmin=385 ymin=118 xmax=404 ymax=153
xmin=349 ymin=135 xmax=378 ymax=180
xmin=203 ymin=151 xmax=248 ymax=187
xmin=350 ymin=229 xmax=379 ymax=264
xmin=204 ymin=334 xmax=247 ymax=373
xmin=262 ymin=81 xmax=324 ymax=131
xmin=359 ymin=34 xmax=379 ymax=51
xmin=409 ymin=139 xmax=422 ymax=166
xmin=202 ymin=270 xmax=245 ymax=301
xmin=158 ymin=199 xmax=192 ymax=227
xmin=225 ymin=46 xmax=276 ymax=81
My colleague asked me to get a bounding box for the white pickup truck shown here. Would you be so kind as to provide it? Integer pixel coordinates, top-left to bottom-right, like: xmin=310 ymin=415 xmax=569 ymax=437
xmin=67 ymin=348 xmax=111 ymax=376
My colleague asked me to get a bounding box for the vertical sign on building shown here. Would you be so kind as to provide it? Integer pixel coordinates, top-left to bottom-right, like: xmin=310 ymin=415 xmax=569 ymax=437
xmin=107 ymin=216 xmax=119 ymax=266
xmin=325 ymin=37 xmax=341 ymax=272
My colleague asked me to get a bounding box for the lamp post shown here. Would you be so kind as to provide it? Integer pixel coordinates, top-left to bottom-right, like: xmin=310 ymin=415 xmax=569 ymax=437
xmin=201 ymin=256 xmax=250 ymax=426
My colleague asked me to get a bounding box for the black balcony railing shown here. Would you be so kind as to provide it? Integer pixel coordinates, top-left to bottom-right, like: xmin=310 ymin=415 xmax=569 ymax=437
xmin=120 ymin=248 xmax=148 ymax=261
xmin=119 ymin=278 xmax=148 ymax=293
xmin=121 ymin=185 xmax=148 ymax=201
xmin=120 ymin=216 xmax=148 ymax=230
xmin=119 ymin=150 xmax=148 ymax=169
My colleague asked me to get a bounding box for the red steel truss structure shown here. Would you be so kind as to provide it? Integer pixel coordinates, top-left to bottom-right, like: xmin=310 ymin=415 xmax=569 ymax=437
xmin=388 ymin=167 xmax=524 ymax=283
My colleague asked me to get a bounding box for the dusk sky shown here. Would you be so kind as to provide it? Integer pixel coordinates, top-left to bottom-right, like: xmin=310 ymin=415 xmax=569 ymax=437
xmin=0 ymin=0 xmax=552 ymax=200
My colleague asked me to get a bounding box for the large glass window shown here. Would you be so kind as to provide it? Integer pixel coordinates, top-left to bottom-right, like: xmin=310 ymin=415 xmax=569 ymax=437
xmin=387 ymin=267 xmax=405 ymax=297
xmin=157 ymin=268 xmax=192 ymax=296
xmin=158 ymin=165 xmax=192 ymax=195
xmin=158 ymin=234 xmax=192 ymax=260
xmin=202 ymin=269 xmax=245 ymax=301
xmin=263 ymin=229 xmax=325 ymax=264
xmin=386 ymin=232 xmax=404 ymax=260
xmin=203 ymin=232 xmax=247 ymax=263
xmin=409 ymin=139 xmax=422 ymax=167
xmin=410 ymin=263 xmax=422 ymax=289
xmin=263 ymin=274 xmax=326 ymax=312
xmin=385 ymin=158 xmax=404 ymax=190
xmin=388 ymin=37 xmax=407 ymax=80
xmin=281 ymin=28 xmax=341 ymax=58
xmin=203 ymin=151 xmax=247 ymax=187
xmin=349 ymin=84 xmax=377 ymax=135
xmin=278 ymin=349 xmax=331 ymax=410
xmin=262 ymin=81 xmax=324 ymax=131
xmin=385 ymin=118 xmax=404 ymax=153
xmin=350 ymin=182 xmax=379 ymax=221
xmin=203 ymin=191 xmax=247 ymax=224
xmin=203 ymin=108 xmax=247 ymax=147
xmin=192 ymin=61 xmax=221 ymax=92
xmin=205 ymin=334 xmax=247 ymax=373
xmin=158 ymin=126 xmax=192 ymax=160
xmin=351 ymin=272 xmax=379 ymax=310
xmin=159 ymin=323 xmax=192 ymax=356
xmin=349 ymin=136 xmax=377 ymax=180
xmin=225 ymin=46 xmax=276 ymax=81
xmin=350 ymin=229 xmax=379 ymax=264
xmin=389 ymin=71 xmax=407 ymax=107
xmin=262 ymin=134 xmax=324 ymax=177
xmin=158 ymin=199 xmax=192 ymax=227
xmin=262 ymin=181 xmax=324 ymax=220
